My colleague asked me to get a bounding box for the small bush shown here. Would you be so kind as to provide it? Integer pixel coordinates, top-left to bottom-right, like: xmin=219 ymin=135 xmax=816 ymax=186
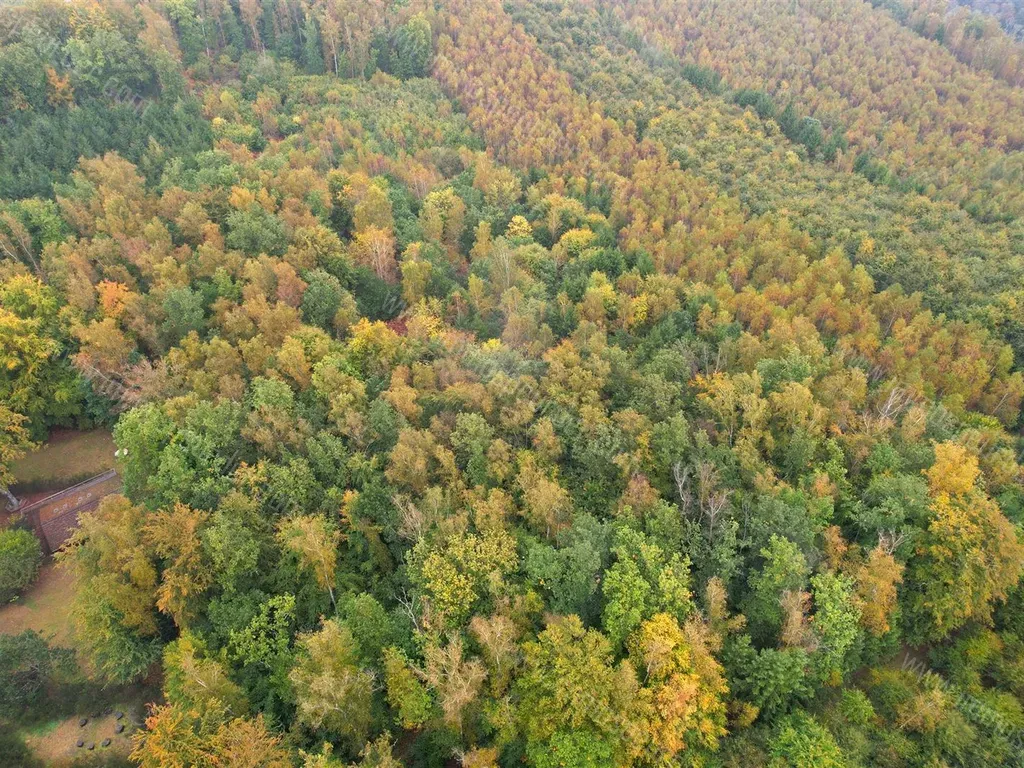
xmin=0 ymin=725 xmax=41 ymax=768
xmin=0 ymin=528 xmax=43 ymax=602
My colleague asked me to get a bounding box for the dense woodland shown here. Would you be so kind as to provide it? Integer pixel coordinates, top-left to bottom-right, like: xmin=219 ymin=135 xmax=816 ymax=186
xmin=872 ymin=0 xmax=1024 ymax=85
xmin=2 ymin=0 xmax=1024 ymax=765
xmin=951 ymin=0 xmax=1024 ymax=38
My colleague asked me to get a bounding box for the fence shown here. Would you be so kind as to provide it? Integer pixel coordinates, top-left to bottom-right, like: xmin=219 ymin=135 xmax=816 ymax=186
xmin=20 ymin=470 xmax=122 ymax=555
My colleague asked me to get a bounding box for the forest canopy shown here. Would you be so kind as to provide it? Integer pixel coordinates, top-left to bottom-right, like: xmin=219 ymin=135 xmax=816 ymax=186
xmin=2 ymin=0 xmax=1024 ymax=765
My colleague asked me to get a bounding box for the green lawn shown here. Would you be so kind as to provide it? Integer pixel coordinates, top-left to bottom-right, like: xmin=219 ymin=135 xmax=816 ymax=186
xmin=21 ymin=703 xmax=142 ymax=767
xmin=0 ymin=562 xmax=76 ymax=645
xmin=11 ymin=429 xmax=116 ymax=495
xmin=1 ymin=562 xmax=157 ymax=767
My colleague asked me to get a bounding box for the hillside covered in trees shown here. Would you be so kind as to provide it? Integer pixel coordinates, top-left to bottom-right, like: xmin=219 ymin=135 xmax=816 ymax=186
xmin=2 ymin=0 xmax=1024 ymax=765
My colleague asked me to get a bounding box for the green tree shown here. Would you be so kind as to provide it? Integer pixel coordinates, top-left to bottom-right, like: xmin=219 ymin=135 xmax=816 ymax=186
xmin=770 ymin=712 xmax=847 ymax=768
xmin=229 ymin=593 xmax=296 ymax=682
xmin=163 ymin=631 xmax=249 ymax=715
xmin=516 ymin=616 xmax=643 ymax=767
xmin=350 ymin=735 xmax=403 ymax=768
xmin=226 ymin=206 xmax=289 ymax=256
xmin=601 ymin=527 xmax=692 ymax=649
xmin=62 ymin=495 xmax=162 ymax=683
xmin=382 ymin=647 xmax=433 ymax=729
xmin=729 ymin=640 xmax=812 ymax=719
xmin=301 ymin=269 xmax=345 ymax=331
xmin=289 ymin=619 xmax=374 ymax=746
xmin=338 ymin=593 xmax=407 ymax=665
xmin=0 ymin=631 xmax=71 ymax=720
xmin=203 ymin=494 xmax=268 ymax=596
xmin=0 ymin=276 xmax=82 ymax=437
xmin=0 ymin=405 xmax=34 ymax=509
xmin=809 ymin=572 xmax=862 ymax=684
xmin=393 ymin=15 xmax=433 ymax=79
xmin=524 ymin=514 xmax=609 ymax=623
xmin=301 ymin=15 xmax=325 ymax=74
xmin=161 ymin=287 xmax=206 ymax=347
xmin=746 ymin=535 xmax=810 ymax=644
xmin=277 ymin=514 xmax=340 ymax=609
xmin=0 ymin=528 xmax=42 ymax=603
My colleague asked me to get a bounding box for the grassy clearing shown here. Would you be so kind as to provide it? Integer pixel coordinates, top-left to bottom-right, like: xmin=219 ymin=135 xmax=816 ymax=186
xmin=11 ymin=430 xmax=115 ymax=495
xmin=1 ymin=562 xmax=158 ymax=767
xmin=21 ymin=704 xmax=142 ymax=767
xmin=0 ymin=562 xmax=76 ymax=646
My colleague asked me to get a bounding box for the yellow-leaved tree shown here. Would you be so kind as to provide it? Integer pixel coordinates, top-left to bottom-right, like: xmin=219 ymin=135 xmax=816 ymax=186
xmin=907 ymin=442 xmax=1023 ymax=642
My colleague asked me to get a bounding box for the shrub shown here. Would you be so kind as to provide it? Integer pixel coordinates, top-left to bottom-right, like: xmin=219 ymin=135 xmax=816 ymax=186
xmin=0 ymin=630 xmax=69 ymax=720
xmin=0 ymin=528 xmax=42 ymax=602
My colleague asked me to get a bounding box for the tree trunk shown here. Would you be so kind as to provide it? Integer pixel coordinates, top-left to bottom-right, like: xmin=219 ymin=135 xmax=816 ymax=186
xmin=1 ymin=486 xmax=21 ymax=511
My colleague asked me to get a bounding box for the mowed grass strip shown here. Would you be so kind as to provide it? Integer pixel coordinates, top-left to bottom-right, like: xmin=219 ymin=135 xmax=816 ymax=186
xmin=11 ymin=429 xmax=116 ymax=495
